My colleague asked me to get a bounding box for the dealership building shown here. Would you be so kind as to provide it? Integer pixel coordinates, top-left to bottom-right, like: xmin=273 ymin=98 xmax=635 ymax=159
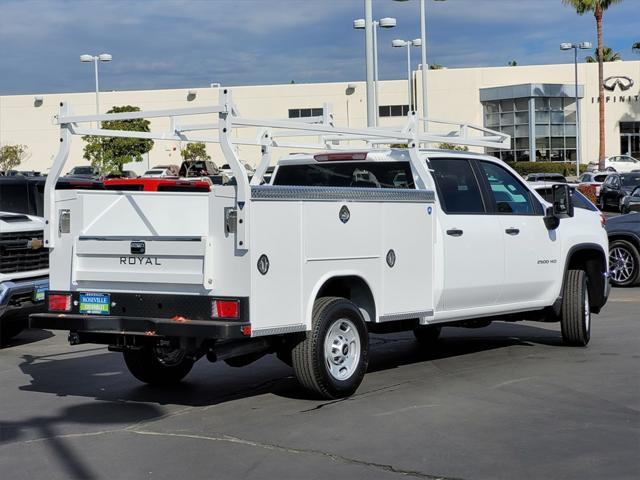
xmin=0 ymin=60 xmax=638 ymax=173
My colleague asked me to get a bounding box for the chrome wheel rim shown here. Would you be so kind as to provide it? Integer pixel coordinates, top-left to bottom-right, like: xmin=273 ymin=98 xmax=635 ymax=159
xmin=610 ymin=247 xmax=636 ymax=284
xmin=324 ymin=318 xmax=360 ymax=381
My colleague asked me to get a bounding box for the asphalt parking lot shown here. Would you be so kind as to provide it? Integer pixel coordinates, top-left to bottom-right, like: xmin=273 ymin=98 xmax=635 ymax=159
xmin=1 ymin=288 xmax=638 ymax=480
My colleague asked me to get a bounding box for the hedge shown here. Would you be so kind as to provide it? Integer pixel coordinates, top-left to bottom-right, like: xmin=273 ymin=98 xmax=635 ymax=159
xmin=507 ymin=161 xmax=576 ymax=177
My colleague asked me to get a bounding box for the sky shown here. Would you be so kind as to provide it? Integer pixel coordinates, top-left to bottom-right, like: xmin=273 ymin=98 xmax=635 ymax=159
xmin=0 ymin=0 xmax=638 ymax=95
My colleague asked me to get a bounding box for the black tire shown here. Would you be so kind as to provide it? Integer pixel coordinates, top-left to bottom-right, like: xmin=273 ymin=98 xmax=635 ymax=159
xmin=0 ymin=313 xmax=27 ymax=347
xmin=291 ymin=297 xmax=369 ymax=399
xmin=413 ymin=325 xmax=441 ymax=345
xmin=123 ymin=344 xmax=194 ymax=385
xmin=560 ymin=270 xmax=591 ymax=347
xmin=609 ymin=239 xmax=640 ymax=287
xmin=598 ymin=195 xmax=607 ymax=211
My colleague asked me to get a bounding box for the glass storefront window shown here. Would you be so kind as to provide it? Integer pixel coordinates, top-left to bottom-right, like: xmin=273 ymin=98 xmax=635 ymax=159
xmin=535 ymin=111 xmax=549 ymax=123
xmin=515 ymin=98 xmax=529 ymax=111
xmin=484 ymin=101 xmax=499 ymax=113
xmin=483 ymin=94 xmax=581 ymax=163
xmin=535 ymin=98 xmax=549 ymax=111
xmin=550 ymin=98 xmax=563 ymax=111
xmin=501 ymin=113 xmax=514 ymax=125
xmin=486 ymin=113 xmax=499 ymax=126
xmin=500 ymin=100 xmax=514 ymax=112
xmin=515 ymin=112 xmax=528 ymax=125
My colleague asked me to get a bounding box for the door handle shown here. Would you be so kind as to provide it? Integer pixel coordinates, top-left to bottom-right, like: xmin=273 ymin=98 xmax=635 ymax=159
xmin=446 ymin=229 xmax=464 ymax=237
xmin=505 ymin=228 xmax=520 ymax=236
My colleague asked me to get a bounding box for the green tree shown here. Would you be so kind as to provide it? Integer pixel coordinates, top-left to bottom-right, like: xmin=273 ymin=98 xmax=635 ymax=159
xmin=633 ymin=41 xmax=640 ymax=54
xmin=428 ymin=64 xmax=444 ymax=70
xmin=585 ymin=46 xmax=621 ymax=62
xmin=507 ymin=60 xmax=518 ymax=66
xmin=82 ymin=105 xmax=154 ymax=175
xmin=180 ymin=142 xmax=211 ymax=162
xmin=0 ymin=144 xmax=28 ymax=172
xmin=438 ymin=143 xmax=469 ymax=152
xmin=562 ymin=0 xmax=623 ymax=171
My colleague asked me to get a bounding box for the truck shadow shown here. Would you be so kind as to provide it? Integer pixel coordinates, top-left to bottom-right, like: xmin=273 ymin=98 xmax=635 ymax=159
xmin=0 ymin=401 xmax=163 ymax=479
xmin=17 ymin=322 xmax=564 ymax=407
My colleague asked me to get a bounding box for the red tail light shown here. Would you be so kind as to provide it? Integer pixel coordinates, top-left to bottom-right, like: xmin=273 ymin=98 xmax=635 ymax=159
xmin=49 ymin=294 xmax=72 ymax=312
xmin=600 ymin=213 xmax=606 ymax=228
xmin=314 ymin=152 xmax=368 ymax=162
xmin=211 ymin=299 xmax=240 ymax=319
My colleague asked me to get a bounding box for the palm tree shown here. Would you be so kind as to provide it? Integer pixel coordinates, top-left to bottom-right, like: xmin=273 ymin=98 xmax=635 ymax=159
xmin=562 ymin=0 xmax=623 ymax=171
xmin=633 ymin=41 xmax=640 ymax=54
xmin=585 ymin=46 xmax=621 ymax=62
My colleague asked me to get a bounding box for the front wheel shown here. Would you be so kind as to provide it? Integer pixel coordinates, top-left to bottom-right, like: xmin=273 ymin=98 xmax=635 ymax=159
xmin=291 ymin=297 xmax=369 ymax=399
xmin=609 ymin=240 xmax=640 ymax=287
xmin=123 ymin=343 xmax=194 ymax=385
xmin=560 ymin=270 xmax=591 ymax=346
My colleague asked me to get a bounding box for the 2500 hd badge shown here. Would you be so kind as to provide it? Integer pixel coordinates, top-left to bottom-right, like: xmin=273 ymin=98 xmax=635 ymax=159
xmin=119 ymin=256 xmax=162 ymax=266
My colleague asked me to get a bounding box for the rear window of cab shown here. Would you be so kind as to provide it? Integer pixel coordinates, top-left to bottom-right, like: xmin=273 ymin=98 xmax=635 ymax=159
xmin=273 ymin=161 xmax=415 ymax=189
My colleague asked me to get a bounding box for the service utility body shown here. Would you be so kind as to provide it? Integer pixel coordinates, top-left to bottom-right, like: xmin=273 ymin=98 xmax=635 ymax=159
xmin=31 ymin=90 xmax=609 ymax=399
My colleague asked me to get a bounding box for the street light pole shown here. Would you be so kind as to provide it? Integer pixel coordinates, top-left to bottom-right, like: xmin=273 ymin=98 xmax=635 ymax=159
xmin=394 ymin=0 xmax=446 ymax=126
xmin=80 ymin=53 xmax=112 ymax=128
xmin=393 ymin=39 xmax=422 ymax=111
xmin=560 ymin=42 xmax=591 ymax=176
xmin=355 ymin=17 xmax=397 ymax=127
xmin=364 ymin=0 xmax=375 ymax=127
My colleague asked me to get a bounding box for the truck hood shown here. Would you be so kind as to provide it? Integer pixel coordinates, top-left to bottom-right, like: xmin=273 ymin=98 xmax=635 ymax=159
xmin=0 ymin=212 xmax=45 ymax=233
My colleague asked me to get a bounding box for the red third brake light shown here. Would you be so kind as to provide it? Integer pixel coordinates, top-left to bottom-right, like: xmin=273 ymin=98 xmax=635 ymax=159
xmin=314 ymin=152 xmax=368 ymax=162
xmin=211 ymin=299 xmax=240 ymax=319
xmin=49 ymin=294 xmax=72 ymax=312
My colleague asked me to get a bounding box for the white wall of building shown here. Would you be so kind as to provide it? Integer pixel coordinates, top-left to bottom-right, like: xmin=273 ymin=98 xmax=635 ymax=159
xmin=1 ymin=61 xmax=638 ymax=174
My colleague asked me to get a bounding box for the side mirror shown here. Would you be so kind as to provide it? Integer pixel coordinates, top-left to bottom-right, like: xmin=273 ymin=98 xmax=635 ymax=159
xmin=552 ymin=184 xmax=574 ymax=218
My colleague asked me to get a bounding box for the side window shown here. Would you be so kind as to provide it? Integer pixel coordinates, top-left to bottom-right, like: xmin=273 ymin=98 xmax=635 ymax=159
xmin=478 ymin=161 xmax=535 ymax=215
xmin=429 ymin=159 xmax=485 ymax=214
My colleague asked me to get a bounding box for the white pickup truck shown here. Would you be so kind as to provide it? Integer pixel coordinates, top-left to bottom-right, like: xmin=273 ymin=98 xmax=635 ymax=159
xmin=31 ymin=91 xmax=609 ymax=399
xmin=0 ymin=208 xmax=49 ymax=344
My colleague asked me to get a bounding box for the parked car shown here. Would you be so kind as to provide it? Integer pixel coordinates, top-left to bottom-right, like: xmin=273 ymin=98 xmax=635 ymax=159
xmin=598 ymin=172 xmax=640 ymax=212
xmin=525 ymin=173 xmax=567 ymax=183
xmin=577 ymin=172 xmax=609 ymax=199
xmin=142 ymin=168 xmax=172 ymax=178
xmin=588 ymin=155 xmax=640 ymax=173
xmin=66 ymin=166 xmax=98 ymax=178
xmin=620 ymin=186 xmax=640 ymax=214
xmin=605 ymin=213 xmax=640 ymax=287
xmin=530 ymin=182 xmax=604 ymax=222
xmin=153 ymin=164 xmax=180 ymax=177
xmin=179 ymin=160 xmax=219 ymax=177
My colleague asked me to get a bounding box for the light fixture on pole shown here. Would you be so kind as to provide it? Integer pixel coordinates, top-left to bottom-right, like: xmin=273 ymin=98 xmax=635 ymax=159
xmin=392 ymin=39 xmax=422 ymax=111
xmin=393 ymin=0 xmax=446 ymax=127
xmin=80 ymin=53 xmax=112 ymax=127
xmin=560 ymin=41 xmax=591 ymax=176
xmin=354 ymin=16 xmax=397 ymax=126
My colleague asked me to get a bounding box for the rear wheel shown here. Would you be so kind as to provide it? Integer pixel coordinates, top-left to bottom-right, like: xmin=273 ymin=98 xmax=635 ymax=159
xmin=560 ymin=270 xmax=591 ymax=347
xmin=123 ymin=343 xmax=194 ymax=385
xmin=292 ymin=297 xmax=369 ymax=399
xmin=609 ymin=240 xmax=640 ymax=287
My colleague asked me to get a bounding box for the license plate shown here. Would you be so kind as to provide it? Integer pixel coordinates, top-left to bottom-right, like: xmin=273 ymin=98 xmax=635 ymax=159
xmin=79 ymin=293 xmax=111 ymax=315
xmin=34 ymin=285 xmax=48 ymax=302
